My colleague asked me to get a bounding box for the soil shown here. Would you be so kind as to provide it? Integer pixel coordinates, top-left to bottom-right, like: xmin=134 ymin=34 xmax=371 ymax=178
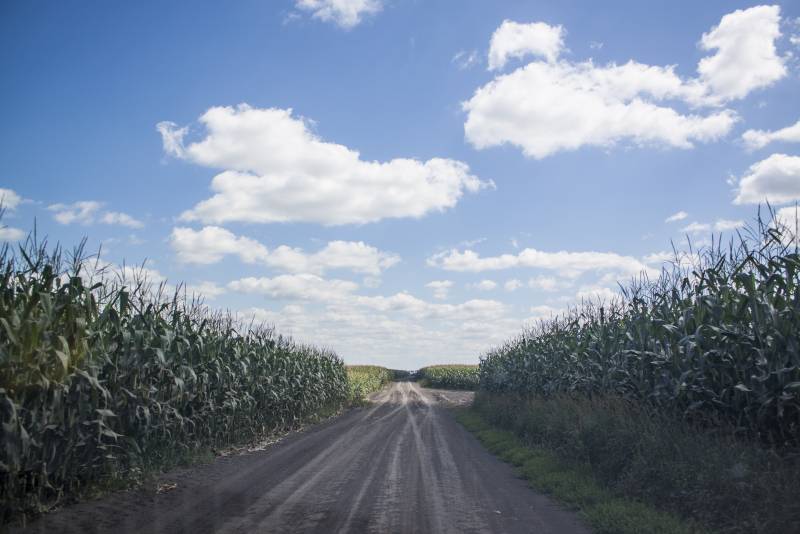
xmin=15 ymin=382 xmax=589 ymax=534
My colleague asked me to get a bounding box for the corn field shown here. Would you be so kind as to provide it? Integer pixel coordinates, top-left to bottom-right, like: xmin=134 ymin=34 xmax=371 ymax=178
xmin=346 ymin=366 xmax=394 ymax=400
xmin=0 ymin=235 xmax=349 ymax=521
xmin=418 ymin=365 xmax=479 ymax=390
xmin=480 ymin=211 xmax=800 ymax=446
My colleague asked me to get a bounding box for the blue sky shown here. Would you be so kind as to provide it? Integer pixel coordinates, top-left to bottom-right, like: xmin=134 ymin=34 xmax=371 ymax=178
xmin=2 ymin=1 xmax=800 ymax=368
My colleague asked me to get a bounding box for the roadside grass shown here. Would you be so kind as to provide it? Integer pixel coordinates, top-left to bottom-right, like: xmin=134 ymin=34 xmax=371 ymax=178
xmin=455 ymin=409 xmax=704 ymax=534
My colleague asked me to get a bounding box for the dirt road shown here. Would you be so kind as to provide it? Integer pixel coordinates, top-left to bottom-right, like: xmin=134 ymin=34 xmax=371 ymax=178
xmin=18 ymin=382 xmax=589 ymax=533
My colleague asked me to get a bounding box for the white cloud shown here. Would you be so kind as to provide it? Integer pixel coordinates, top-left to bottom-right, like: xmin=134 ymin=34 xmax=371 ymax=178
xmin=504 ymin=279 xmax=523 ymax=292
xmin=428 ymin=247 xmax=648 ymax=278
xmin=488 ymin=20 xmax=565 ymax=70
xmin=159 ymin=105 xmax=491 ymax=225
xmin=0 ymin=188 xmax=23 ymax=211
xmin=527 ymin=304 xmax=564 ymax=321
xmin=100 ymin=211 xmax=144 ymax=229
xmin=470 ymin=279 xmax=497 ymax=291
xmin=574 ymin=285 xmax=620 ymax=302
xmin=742 ymin=119 xmax=800 ymax=150
xmin=48 ymin=201 xmax=102 ymax=225
xmin=528 ymin=275 xmax=567 ymax=292
xmin=775 ymin=206 xmax=798 ymax=243
xmin=453 ymin=50 xmax=480 ymax=70
xmin=681 ymin=221 xmax=711 ymax=234
xmin=185 ymin=281 xmax=226 ymax=300
xmin=170 ymin=226 xmax=270 ymax=264
xmin=681 ymin=219 xmax=745 ymax=234
xmin=464 ymin=60 xmax=736 ymax=159
xmin=665 ymin=210 xmax=688 ymax=222
xmin=228 ymin=274 xmax=358 ymax=301
xmin=294 ymin=0 xmax=382 ymax=29
xmin=426 ymin=280 xmax=453 ymax=300
xmin=714 ymin=219 xmax=744 ymax=232
xmin=733 ymin=153 xmax=800 ymax=205
xmin=355 ymin=293 xmax=506 ymax=322
xmin=47 ymin=201 xmax=143 ymax=228
xmin=170 ymin=226 xmax=398 ymax=275
xmin=643 ymin=251 xmax=676 ymax=265
xmin=156 ymin=121 xmax=187 ymax=157
xmin=114 ymin=265 xmax=167 ymax=286
xmin=465 ymin=6 xmax=788 ymax=160
xmin=697 ymin=5 xmax=786 ymax=103
xmin=0 ymin=226 xmax=25 ymax=241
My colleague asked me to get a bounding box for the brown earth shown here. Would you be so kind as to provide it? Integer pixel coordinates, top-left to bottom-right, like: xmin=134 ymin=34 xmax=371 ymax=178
xmin=15 ymin=382 xmax=589 ymax=534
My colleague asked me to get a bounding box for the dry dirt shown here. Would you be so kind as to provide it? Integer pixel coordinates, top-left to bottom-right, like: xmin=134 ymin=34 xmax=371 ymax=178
xmin=15 ymin=382 xmax=589 ymax=534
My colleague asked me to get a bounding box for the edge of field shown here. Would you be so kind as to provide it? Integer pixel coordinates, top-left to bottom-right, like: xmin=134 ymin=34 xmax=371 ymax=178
xmin=454 ymin=408 xmax=708 ymax=534
xmin=6 ymin=403 xmax=356 ymax=530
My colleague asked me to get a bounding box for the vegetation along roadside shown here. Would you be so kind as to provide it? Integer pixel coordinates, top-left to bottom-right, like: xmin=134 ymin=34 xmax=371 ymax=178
xmin=470 ymin=212 xmax=800 ymax=533
xmin=417 ymin=364 xmax=479 ymax=390
xmin=0 ymin=232 xmax=353 ymax=525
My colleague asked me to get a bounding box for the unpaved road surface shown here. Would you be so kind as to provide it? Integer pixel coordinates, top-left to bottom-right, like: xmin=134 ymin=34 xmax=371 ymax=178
xmin=18 ymin=382 xmax=589 ymax=534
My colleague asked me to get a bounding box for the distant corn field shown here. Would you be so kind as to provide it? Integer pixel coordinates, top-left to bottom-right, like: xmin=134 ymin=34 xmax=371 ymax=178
xmin=346 ymin=365 xmax=394 ymax=400
xmin=0 ymin=234 xmax=350 ymax=521
xmin=480 ymin=211 xmax=800 ymax=446
xmin=418 ymin=365 xmax=479 ymax=390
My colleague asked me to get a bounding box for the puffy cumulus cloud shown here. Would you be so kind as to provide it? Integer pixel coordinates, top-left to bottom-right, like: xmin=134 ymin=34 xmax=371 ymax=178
xmin=528 ymin=275 xmax=570 ymax=292
xmin=681 ymin=221 xmax=711 ymax=234
xmin=294 ymin=0 xmax=382 ymax=29
xmin=228 ymin=274 xmax=359 ymax=301
xmin=170 ymin=226 xmax=269 ymax=264
xmin=0 ymin=188 xmax=23 ymax=211
xmin=774 ymin=206 xmax=798 ymax=243
xmin=0 ymin=226 xmax=25 ymax=241
xmin=100 ymin=212 xmax=144 ymax=229
xmin=488 ymin=20 xmax=565 ymax=70
xmin=427 ymin=247 xmax=648 ymax=278
xmin=48 ymin=201 xmax=143 ymax=228
xmin=742 ymin=119 xmax=800 ymax=150
xmin=238 ymin=302 xmax=519 ymax=369
xmin=228 ymin=273 xmax=519 ymax=368
xmin=527 ymin=304 xmax=565 ymax=322
xmin=170 ymin=226 xmax=399 ymax=275
xmin=426 ymin=280 xmax=453 ymax=300
xmin=680 ymin=219 xmax=745 ymax=234
xmin=665 ymin=211 xmax=688 ymax=223
xmin=697 ymin=5 xmax=786 ymax=103
xmin=184 ymin=281 xmax=226 ymax=300
xmin=504 ymin=279 xmax=523 ymax=291
xmin=283 ymin=240 xmax=399 ymax=275
xmin=48 ymin=201 xmax=102 ymax=225
xmin=733 ymin=154 xmax=800 ymax=205
xmin=355 ymin=293 xmax=507 ymax=322
xmin=465 ymin=6 xmax=789 ymax=159
xmin=159 ymin=105 xmax=491 ymax=225
xmin=574 ymin=285 xmax=620 ymax=303
xmin=464 ymin=60 xmax=735 ymax=159
xmin=470 ymin=279 xmax=497 ymax=291
xmin=713 ymin=219 xmax=745 ymax=232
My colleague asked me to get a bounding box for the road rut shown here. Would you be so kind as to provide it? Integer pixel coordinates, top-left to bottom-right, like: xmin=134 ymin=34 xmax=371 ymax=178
xmin=18 ymin=382 xmax=589 ymax=533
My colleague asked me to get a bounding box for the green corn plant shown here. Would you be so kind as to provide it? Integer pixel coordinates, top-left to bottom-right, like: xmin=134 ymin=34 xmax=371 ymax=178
xmin=479 ymin=208 xmax=800 ymax=447
xmin=418 ymin=365 xmax=479 ymax=390
xmin=0 ymin=230 xmax=350 ymax=523
xmin=346 ymin=365 xmax=394 ymax=400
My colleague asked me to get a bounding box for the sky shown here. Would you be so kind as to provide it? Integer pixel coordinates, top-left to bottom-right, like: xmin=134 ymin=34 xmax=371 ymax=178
xmin=2 ymin=1 xmax=800 ymax=369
